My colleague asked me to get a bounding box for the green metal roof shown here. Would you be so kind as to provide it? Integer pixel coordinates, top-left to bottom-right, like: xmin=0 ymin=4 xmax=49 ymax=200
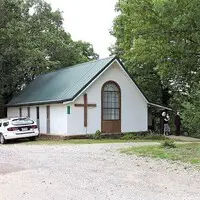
xmin=8 ymin=56 xmax=116 ymax=106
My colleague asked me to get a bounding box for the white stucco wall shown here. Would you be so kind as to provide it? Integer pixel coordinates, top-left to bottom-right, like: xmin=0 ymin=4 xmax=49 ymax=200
xmin=7 ymin=107 xmax=28 ymax=118
xmin=7 ymin=107 xmax=19 ymax=117
xmin=22 ymin=107 xmax=27 ymax=117
xmin=67 ymin=102 xmax=98 ymax=135
xmin=7 ymin=104 xmax=67 ymax=135
xmin=39 ymin=106 xmax=46 ymax=134
xmin=67 ymin=61 xmax=148 ymax=135
xmin=30 ymin=106 xmax=37 ymax=122
xmin=50 ymin=104 xmax=67 ymax=135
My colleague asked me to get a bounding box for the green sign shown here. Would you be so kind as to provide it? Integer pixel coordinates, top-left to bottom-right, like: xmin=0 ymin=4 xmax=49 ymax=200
xmin=67 ymin=106 xmax=70 ymax=114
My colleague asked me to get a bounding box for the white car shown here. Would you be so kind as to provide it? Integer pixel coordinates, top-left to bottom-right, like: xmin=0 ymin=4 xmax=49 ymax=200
xmin=0 ymin=117 xmax=39 ymax=144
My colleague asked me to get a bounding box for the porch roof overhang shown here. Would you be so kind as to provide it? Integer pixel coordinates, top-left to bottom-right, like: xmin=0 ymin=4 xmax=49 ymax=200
xmin=148 ymin=102 xmax=172 ymax=111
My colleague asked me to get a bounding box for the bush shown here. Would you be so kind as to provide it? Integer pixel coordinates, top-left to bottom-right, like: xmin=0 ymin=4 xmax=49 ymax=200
xmin=120 ymin=133 xmax=137 ymax=140
xmin=182 ymin=102 xmax=200 ymax=137
xmin=86 ymin=134 xmax=94 ymax=139
xmin=120 ymin=132 xmax=168 ymax=140
xmin=93 ymin=130 xmax=102 ymax=140
xmin=86 ymin=130 xmax=102 ymax=140
xmin=144 ymin=135 xmax=168 ymax=140
xmin=181 ymin=84 xmax=200 ymax=137
xmin=161 ymin=141 xmax=176 ymax=149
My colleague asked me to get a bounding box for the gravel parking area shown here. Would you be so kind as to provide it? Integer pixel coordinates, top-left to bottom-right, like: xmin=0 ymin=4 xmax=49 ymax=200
xmin=0 ymin=142 xmax=200 ymax=200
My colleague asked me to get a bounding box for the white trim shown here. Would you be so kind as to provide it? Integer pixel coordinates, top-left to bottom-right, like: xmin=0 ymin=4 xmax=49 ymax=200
xmin=63 ymin=58 xmax=148 ymax=104
xmin=63 ymin=59 xmax=117 ymax=104
xmin=115 ymin=59 xmax=148 ymax=102
xmin=63 ymin=100 xmax=74 ymax=105
xmin=148 ymin=102 xmax=172 ymax=110
xmin=9 ymin=99 xmax=63 ymax=106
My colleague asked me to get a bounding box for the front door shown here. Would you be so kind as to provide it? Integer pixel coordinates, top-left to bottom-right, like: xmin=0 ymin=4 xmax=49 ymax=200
xmin=101 ymin=81 xmax=121 ymax=133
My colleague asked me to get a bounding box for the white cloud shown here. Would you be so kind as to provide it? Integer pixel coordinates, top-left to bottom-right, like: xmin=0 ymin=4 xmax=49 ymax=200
xmin=46 ymin=0 xmax=118 ymax=58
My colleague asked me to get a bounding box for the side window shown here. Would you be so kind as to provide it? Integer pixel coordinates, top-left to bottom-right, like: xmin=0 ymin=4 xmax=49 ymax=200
xmin=0 ymin=121 xmax=2 ymax=127
xmin=3 ymin=122 xmax=9 ymax=127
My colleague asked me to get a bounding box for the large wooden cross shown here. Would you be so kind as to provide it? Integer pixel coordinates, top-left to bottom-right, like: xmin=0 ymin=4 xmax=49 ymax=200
xmin=74 ymin=94 xmax=96 ymax=127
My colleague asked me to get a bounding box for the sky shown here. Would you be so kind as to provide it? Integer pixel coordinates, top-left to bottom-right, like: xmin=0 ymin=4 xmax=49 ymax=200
xmin=46 ymin=0 xmax=118 ymax=58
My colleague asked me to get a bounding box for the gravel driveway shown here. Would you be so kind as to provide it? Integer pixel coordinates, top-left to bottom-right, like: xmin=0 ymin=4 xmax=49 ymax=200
xmin=0 ymin=142 xmax=199 ymax=200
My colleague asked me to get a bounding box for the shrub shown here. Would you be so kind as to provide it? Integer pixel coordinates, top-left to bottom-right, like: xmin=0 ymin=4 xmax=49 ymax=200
xmin=144 ymin=135 xmax=168 ymax=140
xmin=121 ymin=132 xmax=168 ymax=140
xmin=93 ymin=130 xmax=102 ymax=140
xmin=86 ymin=134 xmax=94 ymax=139
xmin=182 ymin=102 xmax=200 ymax=137
xmin=181 ymin=84 xmax=200 ymax=137
xmin=120 ymin=133 xmax=139 ymax=140
xmin=86 ymin=130 xmax=102 ymax=140
xmin=161 ymin=141 xmax=176 ymax=149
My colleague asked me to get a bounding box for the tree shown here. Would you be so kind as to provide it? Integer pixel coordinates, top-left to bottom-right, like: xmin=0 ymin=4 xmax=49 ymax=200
xmin=0 ymin=0 xmax=98 ymax=106
xmin=181 ymin=83 xmax=200 ymax=137
xmin=111 ymin=0 xmax=200 ymax=106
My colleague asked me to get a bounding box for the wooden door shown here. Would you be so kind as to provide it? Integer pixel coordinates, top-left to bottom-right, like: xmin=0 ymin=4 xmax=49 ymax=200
xmin=101 ymin=81 xmax=121 ymax=133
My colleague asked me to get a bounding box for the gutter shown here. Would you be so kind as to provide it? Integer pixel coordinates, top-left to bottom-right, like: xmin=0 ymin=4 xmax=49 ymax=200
xmin=148 ymin=102 xmax=172 ymax=111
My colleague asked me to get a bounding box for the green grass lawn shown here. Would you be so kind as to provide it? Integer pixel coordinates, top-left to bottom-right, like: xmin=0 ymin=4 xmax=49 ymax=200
xmin=23 ymin=138 xmax=164 ymax=145
xmin=121 ymin=143 xmax=200 ymax=165
xmin=15 ymin=134 xmax=173 ymax=145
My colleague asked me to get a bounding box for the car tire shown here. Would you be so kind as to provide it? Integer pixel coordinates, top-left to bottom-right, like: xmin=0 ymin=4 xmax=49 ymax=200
xmin=29 ymin=136 xmax=36 ymax=141
xmin=0 ymin=134 xmax=6 ymax=144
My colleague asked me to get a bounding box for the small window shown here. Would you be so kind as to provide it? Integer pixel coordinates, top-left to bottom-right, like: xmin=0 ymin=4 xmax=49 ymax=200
xmin=0 ymin=122 xmax=2 ymax=127
xmin=3 ymin=122 xmax=9 ymax=127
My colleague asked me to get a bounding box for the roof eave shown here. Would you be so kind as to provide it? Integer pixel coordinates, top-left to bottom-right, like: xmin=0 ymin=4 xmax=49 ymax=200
xmin=6 ymin=98 xmax=72 ymax=107
xmin=148 ymin=102 xmax=172 ymax=111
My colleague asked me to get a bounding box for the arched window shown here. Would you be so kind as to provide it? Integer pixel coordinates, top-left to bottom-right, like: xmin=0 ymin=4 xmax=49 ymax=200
xmin=102 ymin=81 xmax=120 ymax=120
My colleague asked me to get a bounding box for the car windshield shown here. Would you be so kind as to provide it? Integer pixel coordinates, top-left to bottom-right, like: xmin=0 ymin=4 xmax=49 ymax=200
xmin=12 ymin=118 xmax=34 ymax=125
